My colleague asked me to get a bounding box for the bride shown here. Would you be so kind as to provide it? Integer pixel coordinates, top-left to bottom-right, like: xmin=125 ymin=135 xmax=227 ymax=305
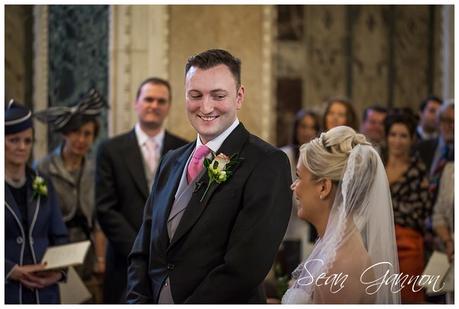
xmin=282 ymin=126 xmax=400 ymax=304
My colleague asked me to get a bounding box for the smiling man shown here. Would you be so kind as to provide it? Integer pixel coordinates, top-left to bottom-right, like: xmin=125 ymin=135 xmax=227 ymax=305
xmin=127 ymin=49 xmax=292 ymax=303
xmin=95 ymin=77 xmax=187 ymax=303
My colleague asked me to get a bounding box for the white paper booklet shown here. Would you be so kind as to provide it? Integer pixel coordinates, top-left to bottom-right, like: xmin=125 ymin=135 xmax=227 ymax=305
xmin=421 ymin=250 xmax=453 ymax=295
xmin=41 ymin=240 xmax=90 ymax=270
xmin=59 ymin=266 xmax=92 ymax=303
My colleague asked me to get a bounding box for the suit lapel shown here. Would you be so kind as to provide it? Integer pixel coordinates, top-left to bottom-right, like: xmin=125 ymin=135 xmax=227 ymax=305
xmin=168 ymin=123 xmax=249 ymax=249
xmin=124 ymin=130 xmax=149 ymax=199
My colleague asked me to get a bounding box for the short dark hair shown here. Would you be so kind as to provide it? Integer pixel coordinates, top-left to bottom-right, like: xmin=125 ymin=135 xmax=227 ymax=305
xmin=419 ymin=95 xmax=442 ymax=112
xmin=61 ymin=116 xmax=100 ymax=139
xmin=322 ymin=96 xmax=358 ymax=130
xmin=384 ymin=108 xmax=417 ymax=138
xmin=185 ymin=49 xmax=242 ymax=88
xmin=362 ymin=104 xmax=387 ymax=122
xmin=136 ymin=77 xmax=172 ymax=102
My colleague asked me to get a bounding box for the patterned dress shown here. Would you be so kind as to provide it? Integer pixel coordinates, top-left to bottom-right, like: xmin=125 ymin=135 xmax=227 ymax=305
xmin=389 ymin=153 xmax=433 ymax=303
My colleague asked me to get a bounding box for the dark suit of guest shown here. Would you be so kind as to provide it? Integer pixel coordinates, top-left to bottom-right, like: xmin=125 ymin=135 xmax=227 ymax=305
xmin=415 ymin=138 xmax=438 ymax=173
xmin=5 ymin=168 xmax=68 ymax=304
xmin=127 ymin=123 xmax=292 ymax=303
xmin=95 ymin=129 xmax=187 ymax=303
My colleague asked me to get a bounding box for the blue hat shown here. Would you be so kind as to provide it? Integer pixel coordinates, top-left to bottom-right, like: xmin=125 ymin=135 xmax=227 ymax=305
xmin=5 ymin=99 xmax=33 ymax=135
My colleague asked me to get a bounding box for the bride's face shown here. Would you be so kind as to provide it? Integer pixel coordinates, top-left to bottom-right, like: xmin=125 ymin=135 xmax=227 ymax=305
xmin=291 ymin=162 xmax=323 ymax=222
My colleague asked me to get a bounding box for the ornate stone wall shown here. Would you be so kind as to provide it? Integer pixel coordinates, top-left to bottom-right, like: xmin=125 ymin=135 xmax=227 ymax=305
xmin=276 ymin=5 xmax=447 ymax=146
xmin=20 ymin=5 xmax=453 ymax=155
xmin=351 ymin=6 xmax=390 ymax=112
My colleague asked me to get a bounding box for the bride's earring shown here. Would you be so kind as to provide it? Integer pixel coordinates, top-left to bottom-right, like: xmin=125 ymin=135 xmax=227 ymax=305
xmin=319 ymin=195 xmax=323 ymax=200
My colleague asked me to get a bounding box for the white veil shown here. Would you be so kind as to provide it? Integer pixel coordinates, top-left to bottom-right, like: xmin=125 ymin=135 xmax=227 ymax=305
xmin=282 ymin=127 xmax=400 ymax=304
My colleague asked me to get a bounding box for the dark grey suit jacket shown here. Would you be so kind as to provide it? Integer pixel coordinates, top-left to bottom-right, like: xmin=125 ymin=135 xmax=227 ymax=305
xmin=95 ymin=129 xmax=187 ymax=303
xmin=126 ymin=123 xmax=292 ymax=303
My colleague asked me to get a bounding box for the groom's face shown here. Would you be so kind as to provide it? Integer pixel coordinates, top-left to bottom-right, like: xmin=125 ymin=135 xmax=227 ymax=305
xmin=185 ymin=64 xmax=244 ymax=144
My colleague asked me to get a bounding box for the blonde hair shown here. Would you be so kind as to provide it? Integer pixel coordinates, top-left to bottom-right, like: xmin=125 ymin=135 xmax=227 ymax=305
xmin=299 ymin=126 xmax=370 ymax=181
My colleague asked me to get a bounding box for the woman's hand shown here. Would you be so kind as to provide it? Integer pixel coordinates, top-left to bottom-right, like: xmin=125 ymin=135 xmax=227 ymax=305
xmin=9 ymin=264 xmax=62 ymax=290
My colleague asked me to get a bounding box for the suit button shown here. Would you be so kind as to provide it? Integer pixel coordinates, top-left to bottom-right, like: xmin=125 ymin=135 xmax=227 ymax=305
xmin=16 ymin=237 xmax=23 ymax=244
xmin=167 ymin=264 xmax=175 ymax=270
xmin=30 ymin=238 xmax=34 ymax=245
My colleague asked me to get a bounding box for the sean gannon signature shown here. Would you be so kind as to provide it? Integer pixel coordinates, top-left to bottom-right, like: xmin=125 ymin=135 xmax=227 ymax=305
xmin=296 ymin=259 xmax=445 ymax=295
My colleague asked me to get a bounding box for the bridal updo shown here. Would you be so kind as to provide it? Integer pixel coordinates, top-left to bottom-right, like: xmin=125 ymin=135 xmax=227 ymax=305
xmin=299 ymin=126 xmax=371 ymax=181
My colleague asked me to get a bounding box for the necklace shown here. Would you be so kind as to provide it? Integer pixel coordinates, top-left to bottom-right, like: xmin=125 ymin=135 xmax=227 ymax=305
xmin=5 ymin=175 xmax=26 ymax=188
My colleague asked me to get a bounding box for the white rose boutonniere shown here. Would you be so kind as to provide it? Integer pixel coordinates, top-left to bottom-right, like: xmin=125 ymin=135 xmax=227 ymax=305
xmin=200 ymin=152 xmax=241 ymax=202
xmin=32 ymin=176 xmax=48 ymax=199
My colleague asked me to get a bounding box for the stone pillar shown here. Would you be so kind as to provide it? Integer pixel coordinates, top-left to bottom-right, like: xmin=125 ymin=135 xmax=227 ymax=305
xmin=442 ymin=5 xmax=454 ymax=100
xmin=108 ymin=5 xmax=170 ymax=136
xmin=33 ymin=5 xmax=49 ymax=160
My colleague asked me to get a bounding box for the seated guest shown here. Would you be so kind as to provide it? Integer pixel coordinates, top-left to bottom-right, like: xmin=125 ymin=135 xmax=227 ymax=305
xmin=322 ymin=96 xmax=358 ymax=131
xmin=432 ymin=162 xmax=454 ymax=262
xmin=416 ymin=96 xmax=442 ymax=141
xmin=34 ymin=88 xmax=107 ymax=302
xmin=384 ymin=111 xmax=433 ymax=303
xmin=432 ymin=162 xmax=454 ymax=304
xmin=415 ymin=101 xmax=454 ymax=202
xmin=5 ymin=100 xmax=68 ymax=304
xmin=360 ymin=104 xmax=387 ymax=155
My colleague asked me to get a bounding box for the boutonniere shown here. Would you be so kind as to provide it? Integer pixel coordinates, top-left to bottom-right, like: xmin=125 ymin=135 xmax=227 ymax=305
xmin=32 ymin=176 xmax=48 ymax=199
xmin=200 ymin=152 xmax=241 ymax=202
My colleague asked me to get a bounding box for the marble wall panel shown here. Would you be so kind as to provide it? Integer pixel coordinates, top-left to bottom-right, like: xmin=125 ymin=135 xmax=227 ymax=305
xmin=48 ymin=5 xmax=109 ymax=151
xmin=304 ymin=6 xmax=348 ymax=111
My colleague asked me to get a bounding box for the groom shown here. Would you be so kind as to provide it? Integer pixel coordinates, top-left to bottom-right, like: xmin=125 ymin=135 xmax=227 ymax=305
xmin=126 ymin=49 xmax=292 ymax=303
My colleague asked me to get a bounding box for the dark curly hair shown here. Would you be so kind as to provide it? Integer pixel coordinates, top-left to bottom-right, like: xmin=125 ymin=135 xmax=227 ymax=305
xmin=384 ymin=108 xmax=417 ymax=138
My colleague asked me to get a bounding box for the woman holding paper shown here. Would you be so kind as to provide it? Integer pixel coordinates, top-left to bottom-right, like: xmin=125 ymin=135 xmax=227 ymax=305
xmin=5 ymin=100 xmax=68 ymax=304
xmin=34 ymin=89 xmax=107 ymax=300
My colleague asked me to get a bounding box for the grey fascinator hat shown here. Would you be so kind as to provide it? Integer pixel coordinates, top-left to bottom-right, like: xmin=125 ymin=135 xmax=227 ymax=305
xmin=35 ymin=88 xmax=107 ymax=133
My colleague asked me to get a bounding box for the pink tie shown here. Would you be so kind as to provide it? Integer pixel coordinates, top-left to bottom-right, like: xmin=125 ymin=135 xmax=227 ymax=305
xmin=187 ymin=145 xmax=211 ymax=183
xmin=145 ymin=139 xmax=158 ymax=174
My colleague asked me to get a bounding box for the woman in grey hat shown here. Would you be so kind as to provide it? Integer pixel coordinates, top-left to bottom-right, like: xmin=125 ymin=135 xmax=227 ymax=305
xmin=5 ymin=100 xmax=69 ymax=304
xmin=34 ymin=88 xmax=107 ymax=302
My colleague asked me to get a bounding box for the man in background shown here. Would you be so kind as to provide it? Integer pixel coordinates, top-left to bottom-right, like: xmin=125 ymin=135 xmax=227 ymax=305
xmin=416 ymin=96 xmax=442 ymax=141
xmin=96 ymin=77 xmax=187 ymax=303
xmin=360 ymin=104 xmax=387 ymax=155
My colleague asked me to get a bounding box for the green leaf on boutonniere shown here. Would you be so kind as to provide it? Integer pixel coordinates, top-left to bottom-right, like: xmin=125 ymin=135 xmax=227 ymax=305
xmin=200 ymin=152 xmax=241 ymax=203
